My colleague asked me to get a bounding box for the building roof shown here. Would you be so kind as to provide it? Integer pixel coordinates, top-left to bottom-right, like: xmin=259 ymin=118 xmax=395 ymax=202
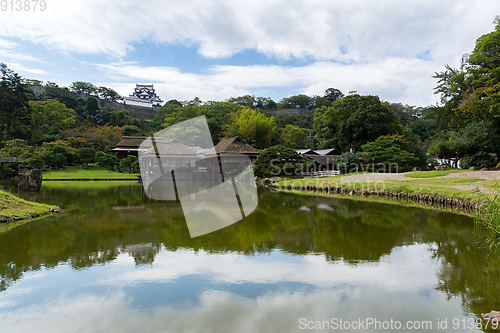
xmin=142 ymin=138 xmax=197 ymax=156
xmin=296 ymin=149 xmax=319 ymax=155
xmin=314 ymin=148 xmax=341 ymax=156
xmin=213 ymin=136 xmax=260 ymax=155
xmin=115 ymin=136 xmax=150 ymax=148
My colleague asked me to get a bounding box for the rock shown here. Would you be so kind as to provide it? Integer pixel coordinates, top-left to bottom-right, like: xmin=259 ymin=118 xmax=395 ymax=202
xmin=18 ymin=169 xmax=42 ymax=192
xmin=108 ymin=171 xmax=111 ymax=173
xmin=0 ymin=185 xmax=10 ymax=192
xmin=496 ymin=163 xmax=500 ymax=170
xmin=481 ymin=167 xmax=488 ymax=171
xmin=482 ymin=311 xmax=500 ymax=323
xmin=412 ymin=167 xmax=421 ymax=171
xmin=434 ymin=165 xmax=447 ymax=171
xmin=469 ymin=166 xmax=475 ymax=170
xmin=262 ymin=178 xmax=271 ymax=185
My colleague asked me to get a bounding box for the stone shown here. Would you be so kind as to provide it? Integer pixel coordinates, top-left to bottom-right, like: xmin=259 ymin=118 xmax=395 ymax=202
xmin=481 ymin=167 xmax=488 ymax=171
xmin=496 ymin=163 xmax=500 ymax=170
xmin=412 ymin=167 xmax=421 ymax=171
xmin=18 ymin=169 xmax=43 ymax=192
xmin=0 ymin=185 xmax=10 ymax=192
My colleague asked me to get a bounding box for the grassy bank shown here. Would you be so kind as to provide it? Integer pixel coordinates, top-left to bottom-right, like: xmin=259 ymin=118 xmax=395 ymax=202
xmin=42 ymin=165 xmax=140 ymax=180
xmin=276 ymin=176 xmax=492 ymax=201
xmin=0 ymin=190 xmax=61 ymax=232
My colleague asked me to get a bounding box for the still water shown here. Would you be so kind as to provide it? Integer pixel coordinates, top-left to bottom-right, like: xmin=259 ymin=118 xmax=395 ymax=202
xmin=0 ymin=181 xmax=499 ymax=333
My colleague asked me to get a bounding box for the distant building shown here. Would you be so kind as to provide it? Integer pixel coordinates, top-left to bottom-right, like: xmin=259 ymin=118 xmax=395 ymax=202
xmin=112 ymin=136 xmax=153 ymax=160
xmin=296 ymin=148 xmax=341 ymax=170
xmin=123 ymin=84 xmax=163 ymax=108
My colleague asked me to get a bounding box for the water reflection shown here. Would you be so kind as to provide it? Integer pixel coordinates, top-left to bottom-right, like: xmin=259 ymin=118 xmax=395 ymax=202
xmin=0 ymin=181 xmax=498 ymax=332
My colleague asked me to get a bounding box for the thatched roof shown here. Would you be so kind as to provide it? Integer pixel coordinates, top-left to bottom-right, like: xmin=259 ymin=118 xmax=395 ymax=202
xmin=142 ymin=138 xmax=197 ymax=156
xmin=115 ymin=136 xmax=150 ymax=148
xmin=214 ymin=136 xmax=259 ymax=155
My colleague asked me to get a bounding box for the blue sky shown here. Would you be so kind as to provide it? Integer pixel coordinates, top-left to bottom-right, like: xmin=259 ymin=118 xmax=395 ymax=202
xmin=1 ymin=0 xmax=499 ymax=106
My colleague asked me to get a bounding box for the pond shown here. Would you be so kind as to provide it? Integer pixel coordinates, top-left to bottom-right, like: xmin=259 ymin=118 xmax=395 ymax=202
xmin=0 ymin=181 xmax=499 ymax=332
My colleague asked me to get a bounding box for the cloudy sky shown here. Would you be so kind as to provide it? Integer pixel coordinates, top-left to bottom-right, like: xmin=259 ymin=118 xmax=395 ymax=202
xmin=0 ymin=0 xmax=499 ymax=106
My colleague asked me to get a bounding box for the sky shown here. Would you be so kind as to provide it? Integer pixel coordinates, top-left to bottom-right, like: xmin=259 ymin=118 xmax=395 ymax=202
xmin=0 ymin=0 xmax=499 ymax=107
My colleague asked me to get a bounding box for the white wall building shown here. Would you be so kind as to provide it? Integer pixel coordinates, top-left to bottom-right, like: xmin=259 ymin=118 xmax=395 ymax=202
xmin=123 ymin=84 xmax=163 ymax=108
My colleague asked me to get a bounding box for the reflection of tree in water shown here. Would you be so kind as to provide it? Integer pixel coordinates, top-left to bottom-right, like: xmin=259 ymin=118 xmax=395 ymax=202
xmin=1 ymin=184 xmax=499 ymax=322
xmin=422 ymin=212 xmax=500 ymax=317
xmin=124 ymin=243 xmax=162 ymax=265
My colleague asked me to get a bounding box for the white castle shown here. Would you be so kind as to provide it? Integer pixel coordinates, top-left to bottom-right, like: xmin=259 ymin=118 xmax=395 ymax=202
xmin=123 ymin=84 xmax=163 ymax=108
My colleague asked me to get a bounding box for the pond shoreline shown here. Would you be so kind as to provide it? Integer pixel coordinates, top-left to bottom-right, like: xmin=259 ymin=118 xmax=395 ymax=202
xmin=43 ymin=178 xmax=140 ymax=181
xmin=270 ymin=183 xmax=480 ymax=214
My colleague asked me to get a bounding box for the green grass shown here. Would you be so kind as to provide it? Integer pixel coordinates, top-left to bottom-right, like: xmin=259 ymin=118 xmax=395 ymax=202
xmin=43 ymin=165 xmax=140 ymax=179
xmin=388 ymin=177 xmax=485 ymax=186
xmin=0 ymin=190 xmax=60 ymax=232
xmin=276 ymin=177 xmax=491 ymax=201
xmin=405 ymin=169 xmax=465 ymax=178
xmin=42 ymin=181 xmax=141 ymax=190
xmin=475 ymin=190 xmax=500 ymax=249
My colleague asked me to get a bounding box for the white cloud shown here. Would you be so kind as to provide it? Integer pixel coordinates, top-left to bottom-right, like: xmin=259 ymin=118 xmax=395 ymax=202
xmin=1 ymin=0 xmax=499 ymax=105
xmin=97 ymin=57 xmax=441 ymax=105
xmin=0 ymin=0 xmax=497 ymax=63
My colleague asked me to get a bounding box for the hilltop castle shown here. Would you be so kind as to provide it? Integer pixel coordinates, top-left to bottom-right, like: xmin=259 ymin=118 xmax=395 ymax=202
xmin=123 ymin=84 xmax=163 ymax=108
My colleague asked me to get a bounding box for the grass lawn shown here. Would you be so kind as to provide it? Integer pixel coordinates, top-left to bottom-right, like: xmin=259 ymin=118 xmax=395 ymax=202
xmin=0 ymin=190 xmax=60 ymax=232
xmin=405 ymin=169 xmax=466 ymax=178
xmin=43 ymin=165 xmax=140 ymax=179
xmin=276 ymin=176 xmax=495 ymax=201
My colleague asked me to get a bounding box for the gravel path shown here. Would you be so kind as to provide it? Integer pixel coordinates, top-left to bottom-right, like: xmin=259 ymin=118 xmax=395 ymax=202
xmin=340 ymin=171 xmax=500 ymax=192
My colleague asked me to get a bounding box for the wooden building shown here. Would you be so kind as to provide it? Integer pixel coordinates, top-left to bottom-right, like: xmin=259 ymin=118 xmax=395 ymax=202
xmin=112 ymin=136 xmax=153 ymax=160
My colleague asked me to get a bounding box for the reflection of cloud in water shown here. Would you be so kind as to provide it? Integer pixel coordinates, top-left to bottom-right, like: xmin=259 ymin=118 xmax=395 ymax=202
xmin=0 ymin=245 xmax=475 ymax=333
xmin=99 ymin=245 xmax=438 ymax=291
xmin=0 ymin=285 xmax=470 ymax=333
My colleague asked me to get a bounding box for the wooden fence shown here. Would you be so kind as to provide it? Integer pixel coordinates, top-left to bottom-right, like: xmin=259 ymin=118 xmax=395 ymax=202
xmin=301 ymin=170 xmax=340 ymax=178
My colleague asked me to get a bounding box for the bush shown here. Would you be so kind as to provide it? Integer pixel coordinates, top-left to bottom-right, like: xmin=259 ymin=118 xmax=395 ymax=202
xmin=253 ymin=145 xmax=311 ymax=178
xmin=26 ymin=156 xmax=44 ymax=170
xmin=336 ymin=152 xmax=360 ymax=173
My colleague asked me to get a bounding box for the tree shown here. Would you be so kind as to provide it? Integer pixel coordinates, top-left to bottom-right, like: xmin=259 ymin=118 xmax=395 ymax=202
xmin=253 ymin=145 xmax=312 ymax=178
xmin=434 ymin=17 xmax=500 ymax=124
xmin=0 ymin=63 xmax=32 ymax=139
xmin=222 ymin=107 xmax=275 ymax=149
xmin=78 ymin=147 xmax=96 ymax=167
xmin=28 ymin=99 xmax=77 ymax=143
xmin=279 ymin=94 xmax=313 ymax=109
xmin=336 ymin=152 xmax=360 ymax=173
xmin=360 ymin=136 xmax=420 ymax=172
xmin=97 ymin=86 xmax=121 ymax=101
xmin=86 ymin=97 xmax=99 ymax=116
xmin=69 ymin=81 xmax=97 ymax=95
xmin=428 ymin=138 xmax=473 ymax=168
xmin=280 ymin=124 xmax=310 ymax=148
xmin=324 ymin=88 xmax=344 ymax=102
xmin=119 ymin=155 xmax=138 ymax=173
xmin=97 ymin=152 xmax=118 ymax=170
xmin=313 ymin=94 xmax=403 ymax=150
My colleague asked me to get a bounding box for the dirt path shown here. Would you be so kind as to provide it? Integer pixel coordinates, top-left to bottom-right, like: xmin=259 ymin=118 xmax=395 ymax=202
xmin=340 ymin=171 xmax=500 ymax=192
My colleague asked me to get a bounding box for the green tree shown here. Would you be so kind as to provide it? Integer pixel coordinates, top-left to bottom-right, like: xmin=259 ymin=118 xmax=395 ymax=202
xmin=119 ymin=155 xmax=138 ymax=173
xmin=86 ymin=97 xmax=99 ymax=116
xmin=0 ymin=63 xmax=32 ymax=139
xmin=434 ymin=17 xmax=500 ymax=124
xmin=313 ymin=94 xmax=403 ymax=150
xmin=97 ymin=86 xmax=121 ymax=101
xmin=222 ymin=107 xmax=275 ymax=149
xmin=360 ymin=135 xmax=420 ymax=172
xmin=97 ymin=152 xmax=118 ymax=170
xmin=253 ymin=145 xmax=312 ymax=178
xmin=78 ymin=147 xmax=96 ymax=167
xmin=336 ymin=152 xmax=360 ymax=173
xmin=324 ymin=88 xmax=344 ymax=102
xmin=280 ymin=124 xmax=310 ymax=148
xmin=28 ymin=99 xmax=77 ymax=143
xmin=69 ymin=81 xmax=97 ymax=95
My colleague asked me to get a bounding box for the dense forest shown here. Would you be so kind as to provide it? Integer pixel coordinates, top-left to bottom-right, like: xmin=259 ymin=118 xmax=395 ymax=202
xmin=1 ymin=19 xmax=500 ymax=177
